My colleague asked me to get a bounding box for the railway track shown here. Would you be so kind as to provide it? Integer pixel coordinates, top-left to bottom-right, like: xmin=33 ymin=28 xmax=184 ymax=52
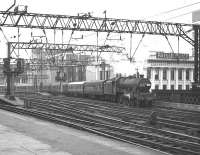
xmin=28 ymin=98 xmax=200 ymax=140
xmin=1 ymin=95 xmax=200 ymax=155
xmin=11 ymin=93 xmax=200 ymax=154
xmin=25 ymin=94 xmax=200 ymax=134
xmin=59 ymin=95 xmax=200 ymax=124
xmin=18 ymin=93 xmax=200 ymax=138
xmin=16 ymin=94 xmax=200 ymax=154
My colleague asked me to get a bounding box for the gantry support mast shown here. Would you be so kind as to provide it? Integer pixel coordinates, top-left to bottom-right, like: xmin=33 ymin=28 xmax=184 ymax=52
xmin=193 ymin=25 xmax=200 ymax=87
xmin=1 ymin=11 xmax=200 ymax=87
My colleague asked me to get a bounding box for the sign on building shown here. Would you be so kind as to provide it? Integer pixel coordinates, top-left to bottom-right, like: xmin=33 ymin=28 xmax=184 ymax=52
xmin=156 ymin=52 xmax=189 ymax=60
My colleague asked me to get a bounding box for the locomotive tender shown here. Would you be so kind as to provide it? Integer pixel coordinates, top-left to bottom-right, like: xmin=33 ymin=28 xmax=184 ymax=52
xmin=61 ymin=76 xmax=153 ymax=107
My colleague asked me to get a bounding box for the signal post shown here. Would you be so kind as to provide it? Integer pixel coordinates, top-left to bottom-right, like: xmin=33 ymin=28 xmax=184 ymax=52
xmin=3 ymin=42 xmax=24 ymax=100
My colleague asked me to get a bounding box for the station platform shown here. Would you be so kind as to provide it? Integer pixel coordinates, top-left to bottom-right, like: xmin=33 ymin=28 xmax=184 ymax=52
xmin=0 ymin=95 xmax=24 ymax=106
xmin=0 ymin=108 xmax=169 ymax=155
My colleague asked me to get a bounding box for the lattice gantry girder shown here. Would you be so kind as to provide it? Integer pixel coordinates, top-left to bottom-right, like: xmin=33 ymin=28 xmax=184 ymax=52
xmin=9 ymin=42 xmax=125 ymax=53
xmin=0 ymin=11 xmax=193 ymax=42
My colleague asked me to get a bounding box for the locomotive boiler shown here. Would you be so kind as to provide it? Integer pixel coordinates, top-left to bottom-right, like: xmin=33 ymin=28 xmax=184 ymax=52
xmin=117 ymin=76 xmax=153 ymax=106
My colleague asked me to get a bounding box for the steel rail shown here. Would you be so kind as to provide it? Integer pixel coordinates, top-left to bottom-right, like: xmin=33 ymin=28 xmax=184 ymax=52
xmin=26 ymin=100 xmax=200 ymax=155
xmin=23 ymin=96 xmax=200 ymax=143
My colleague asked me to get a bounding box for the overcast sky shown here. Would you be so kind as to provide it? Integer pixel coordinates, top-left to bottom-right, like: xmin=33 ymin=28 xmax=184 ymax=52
xmin=0 ymin=0 xmax=199 ymax=21
xmin=0 ymin=0 xmax=199 ymax=75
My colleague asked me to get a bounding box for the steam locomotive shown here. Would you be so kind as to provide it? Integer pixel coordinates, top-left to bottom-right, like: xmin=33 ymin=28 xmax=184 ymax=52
xmin=47 ymin=75 xmax=153 ymax=107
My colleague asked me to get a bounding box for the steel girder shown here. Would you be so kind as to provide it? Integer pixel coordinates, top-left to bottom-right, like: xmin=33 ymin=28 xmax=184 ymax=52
xmin=8 ymin=42 xmax=118 ymax=71
xmin=9 ymin=42 xmax=125 ymax=53
xmin=193 ymin=25 xmax=200 ymax=85
xmin=0 ymin=11 xmax=193 ymax=44
xmin=23 ymin=58 xmax=104 ymax=71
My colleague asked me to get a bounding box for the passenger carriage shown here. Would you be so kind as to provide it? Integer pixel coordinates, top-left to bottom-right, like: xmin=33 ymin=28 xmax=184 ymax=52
xmin=84 ymin=80 xmax=105 ymax=99
xmin=67 ymin=81 xmax=85 ymax=96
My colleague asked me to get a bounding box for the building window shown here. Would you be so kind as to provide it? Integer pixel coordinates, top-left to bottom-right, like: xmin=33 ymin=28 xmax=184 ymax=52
xmin=15 ymin=77 xmax=20 ymax=83
xmin=178 ymin=85 xmax=182 ymax=90
xmin=178 ymin=69 xmax=182 ymax=80
xmin=147 ymin=68 xmax=151 ymax=79
xmin=22 ymin=77 xmax=26 ymax=83
xmin=171 ymin=69 xmax=175 ymax=81
xmin=155 ymin=85 xmax=159 ymax=90
xmin=163 ymin=69 xmax=167 ymax=80
xmin=106 ymin=71 xmax=109 ymax=80
xmin=155 ymin=69 xmax=159 ymax=80
xmin=186 ymin=69 xmax=190 ymax=80
xmin=186 ymin=85 xmax=190 ymax=90
xmin=171 ymin=85 xmax=174 ymax=90
xmin=100 ymin=71 xmax=104 ymax=80
xmin=163 ymin=85 xmax=167 ymax=90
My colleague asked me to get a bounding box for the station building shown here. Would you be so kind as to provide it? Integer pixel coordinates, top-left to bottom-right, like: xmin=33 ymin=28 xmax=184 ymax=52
xmin=30 ymin=49 xmax=114 ymax=86
xmin=144 ymin=51 xmax=194 ymax=90
xmin=0 ymin=49 xmax=114 ymax=88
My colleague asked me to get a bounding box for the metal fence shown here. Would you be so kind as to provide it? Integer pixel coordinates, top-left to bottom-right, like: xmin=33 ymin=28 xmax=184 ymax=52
xmin=152 ymin=90 xmax=200 ymax=105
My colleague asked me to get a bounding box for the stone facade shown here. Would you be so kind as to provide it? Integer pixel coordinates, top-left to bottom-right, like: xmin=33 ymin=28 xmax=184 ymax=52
xmin=144 ymin=51 xmax=194 ymax=90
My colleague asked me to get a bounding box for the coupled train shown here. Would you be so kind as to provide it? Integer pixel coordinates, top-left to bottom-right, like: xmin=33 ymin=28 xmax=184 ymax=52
xmin=0 ymin=76 xmax=154 ymax=107
xmin=48 ymin=76 xmax=154 ymax=107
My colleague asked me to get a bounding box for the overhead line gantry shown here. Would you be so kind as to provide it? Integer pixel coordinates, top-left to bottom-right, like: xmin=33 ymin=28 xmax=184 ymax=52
xmin=0 ymin=11 xmax=193 ymax=44
xmin=9 ymin=42 xmax=124 ymax=53
xmin=1 ymin=10 xmax=200 ymax=87
xmin=7 ymin=41 xmax=120 ymax=69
